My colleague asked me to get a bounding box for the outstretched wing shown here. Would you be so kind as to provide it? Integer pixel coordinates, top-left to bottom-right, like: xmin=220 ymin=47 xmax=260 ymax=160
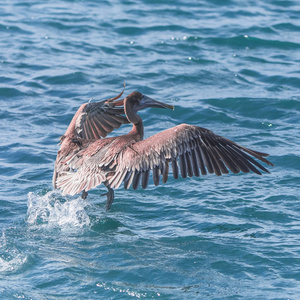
xmin=107 ymin=124 xmax=274 ymax=190
xmin=54 ymin=88 xmax=130 ymax=189
xmin=71 ymin=91 xmax=130 ymax=140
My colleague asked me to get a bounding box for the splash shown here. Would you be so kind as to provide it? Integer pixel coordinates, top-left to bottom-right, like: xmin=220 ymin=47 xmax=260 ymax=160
xmin=26 ymin=191 xmax=90 ymax=229
xmin=0 ymin=231 xmax=28 ymax=273
xmin=0 ymin=251 xmax=27 ymax=273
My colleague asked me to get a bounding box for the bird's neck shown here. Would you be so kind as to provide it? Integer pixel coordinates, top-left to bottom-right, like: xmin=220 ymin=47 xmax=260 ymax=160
xmin=129 ymin=116 xmax=144 ymax=141
xmin=125 ymin=101 xmax=144 ymax=140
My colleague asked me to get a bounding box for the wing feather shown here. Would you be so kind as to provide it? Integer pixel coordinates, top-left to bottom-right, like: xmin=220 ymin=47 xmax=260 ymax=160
xmin=109 ymin=124 xmax=273 ymax=190
xmin=101 ymin=113 xmax=122 ymax=129
xmin=142 ymin=169 xmax=150 ymax=189
xmin=56 ymin=123 xmax=274 ymax=195
xmin=73 ymin=94 xmax=129 ymax=140
xmin=133 ymin=171 xmax=142 ymax=190
xmin=179 ymin=154 xmax=187 ymax=179
xmin=162 ymin=161 xmax=169 ymax=183
xmin=172 ymin=157 xmax=179 ymax=179
xmin=190 ymin=149 xmax=200 ymax=177
xmin=185 ymin=152 xmax=194 ymax=177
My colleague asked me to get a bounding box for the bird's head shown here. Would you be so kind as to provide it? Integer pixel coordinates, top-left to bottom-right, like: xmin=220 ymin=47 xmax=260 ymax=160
xmin=124 ymin=91 xmax=174 ymax=113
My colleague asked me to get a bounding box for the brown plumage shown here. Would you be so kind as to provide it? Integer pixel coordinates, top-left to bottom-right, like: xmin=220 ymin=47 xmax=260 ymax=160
xmin=53 ymin=90 xmax=274 ymax=210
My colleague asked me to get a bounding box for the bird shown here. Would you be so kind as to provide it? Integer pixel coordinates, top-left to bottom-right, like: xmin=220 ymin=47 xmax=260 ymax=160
xmin=53 ymin=89 xmax=274 ymax=210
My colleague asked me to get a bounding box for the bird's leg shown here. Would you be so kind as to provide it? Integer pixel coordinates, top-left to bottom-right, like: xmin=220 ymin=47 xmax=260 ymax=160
xmin=101 ymin=186 xmax=115 ymax=211
xmin=81 ymin=190 xmax=88 ymax=199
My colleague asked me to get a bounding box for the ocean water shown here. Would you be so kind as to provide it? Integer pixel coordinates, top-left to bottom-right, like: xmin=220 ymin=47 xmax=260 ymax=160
xmin=0 ymin=0 xmax=300 ymax=298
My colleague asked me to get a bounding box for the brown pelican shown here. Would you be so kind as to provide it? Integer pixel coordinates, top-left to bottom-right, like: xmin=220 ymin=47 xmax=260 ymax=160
xmin=53 ymin=90 xmax=273 ymax=210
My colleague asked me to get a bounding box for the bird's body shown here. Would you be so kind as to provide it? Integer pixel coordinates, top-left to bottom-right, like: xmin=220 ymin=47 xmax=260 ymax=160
xmin=53 ymin=90 xmax=273 ymax=210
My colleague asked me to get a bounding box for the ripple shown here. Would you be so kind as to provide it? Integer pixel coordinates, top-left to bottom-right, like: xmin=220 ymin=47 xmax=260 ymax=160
xmin=35 ymin=72 xmax=88 ymax=85
xmin=0 ymin=23 xmax=32 ymax=35
xmin=273 ymin=22 xmax=300 ymax=31
xmin=207 ymin=35 xmax=300 ymax=50
xmin=0 ymin=87 xmax=25 ymax=99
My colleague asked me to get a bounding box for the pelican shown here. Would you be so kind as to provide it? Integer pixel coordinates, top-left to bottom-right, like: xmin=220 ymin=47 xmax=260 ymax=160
xmin=53 ymin=90 xmax=273 ymax=210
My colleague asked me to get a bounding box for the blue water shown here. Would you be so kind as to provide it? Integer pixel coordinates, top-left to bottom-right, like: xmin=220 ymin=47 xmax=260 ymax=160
xmin=1 ymin=0 xmax=300 ymax=298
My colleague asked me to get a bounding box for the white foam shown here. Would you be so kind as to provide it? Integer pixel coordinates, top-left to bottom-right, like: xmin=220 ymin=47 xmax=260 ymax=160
xmin=0 ymin=231 xmax=28 ymax=273
xmin=0 ymin=251 xmax=27 ymax=273
xmin=26 ymin=191 xmax=90 ymax=229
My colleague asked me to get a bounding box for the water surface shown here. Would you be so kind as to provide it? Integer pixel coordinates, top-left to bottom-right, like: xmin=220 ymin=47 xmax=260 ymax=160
xmin=0 ymin=0 xmax=300 ymax=299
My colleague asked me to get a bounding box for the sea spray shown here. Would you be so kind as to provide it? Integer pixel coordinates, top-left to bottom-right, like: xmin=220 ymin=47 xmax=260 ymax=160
xmin=26 ymin=191 xmax=90 ymax=229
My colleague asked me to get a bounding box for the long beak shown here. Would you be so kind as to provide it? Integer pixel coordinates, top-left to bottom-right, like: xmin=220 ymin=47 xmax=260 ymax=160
xmin=139 ymin=95 xmax=175 ymax=110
